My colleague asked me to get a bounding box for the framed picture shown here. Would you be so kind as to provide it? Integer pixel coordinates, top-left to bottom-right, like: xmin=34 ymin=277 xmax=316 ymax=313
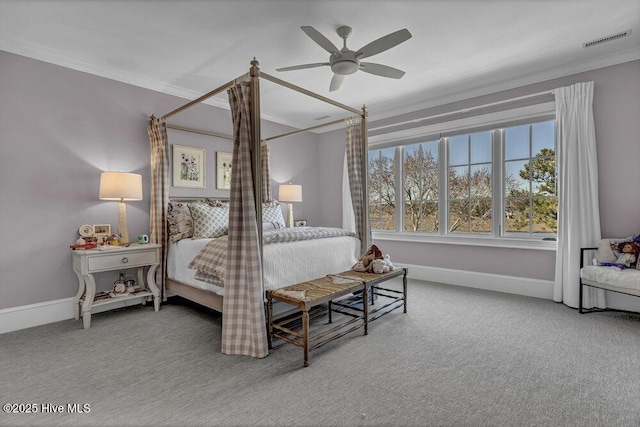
xmin=216 ymin=152 xmax=233 ymax=190
xmin=93 ymin=224 xmax=111 ymax=241
xmin=173 ymin=145 xmax=205 ymax=188
xmin=294 ymin=219 xmax=307 ymax=227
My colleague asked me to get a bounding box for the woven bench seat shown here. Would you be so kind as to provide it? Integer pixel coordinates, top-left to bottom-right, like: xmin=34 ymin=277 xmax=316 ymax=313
xmin=266 ymin=268 xmax=407 ymax=367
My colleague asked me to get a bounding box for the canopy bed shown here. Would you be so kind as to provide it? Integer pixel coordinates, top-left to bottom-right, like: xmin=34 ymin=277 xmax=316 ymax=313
xmin=147 ymin=59 xmax=370 ymax=358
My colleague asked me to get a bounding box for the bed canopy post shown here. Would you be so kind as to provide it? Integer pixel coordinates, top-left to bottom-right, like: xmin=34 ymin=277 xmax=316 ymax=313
xmin=360 ymin=105 xmax=371 ymax=250
xmin=250 ymin=58 xmax=263 ymax=260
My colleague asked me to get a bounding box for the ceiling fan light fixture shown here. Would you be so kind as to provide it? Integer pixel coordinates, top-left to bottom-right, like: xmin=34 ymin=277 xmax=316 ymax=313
xmin=331 ymin=60 xmax=359 ymax=75
xmin=277 ymin=25 xmax=411 ymax=90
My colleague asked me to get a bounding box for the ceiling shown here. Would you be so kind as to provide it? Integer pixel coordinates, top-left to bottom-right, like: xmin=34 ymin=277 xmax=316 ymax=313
xmin=1 ymin=1 xmax=638 ymax=131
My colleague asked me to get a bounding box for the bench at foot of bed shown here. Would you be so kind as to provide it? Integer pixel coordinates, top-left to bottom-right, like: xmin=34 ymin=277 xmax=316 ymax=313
xmin=266 ymin=268 xmax=407 ymax=367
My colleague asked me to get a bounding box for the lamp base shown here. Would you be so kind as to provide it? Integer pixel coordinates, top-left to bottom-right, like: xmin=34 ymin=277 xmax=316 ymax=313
xmin=118 ymin=202 xmax=130 ymax=244
xmin=287 ymin=203 xmax=294 ymax=228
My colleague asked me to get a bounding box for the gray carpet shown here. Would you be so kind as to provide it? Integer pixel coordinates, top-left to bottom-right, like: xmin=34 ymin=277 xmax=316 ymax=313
xmin=1 ymin=279 xmax=639 ymax=427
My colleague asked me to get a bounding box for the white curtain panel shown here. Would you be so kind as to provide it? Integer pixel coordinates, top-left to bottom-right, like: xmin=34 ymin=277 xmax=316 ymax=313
xmin=222 ymin=82 xmax=268 ymax=358
xmin=553 ymin=81 xmax=605 ymax=309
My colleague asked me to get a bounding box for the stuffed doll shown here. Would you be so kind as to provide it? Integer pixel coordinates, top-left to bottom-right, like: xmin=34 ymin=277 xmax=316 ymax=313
xmin=615 ymin=241 xmax=639 ymax=268
xmin=352 ymin=244 xmax=384 ymax=272
xmin=371 ymin=259 xmax=387 ymax=274
xmin=383 ymin=254 xmax=394 ymax=271
xmin=602 ymin=241 xmax=639 ymax=268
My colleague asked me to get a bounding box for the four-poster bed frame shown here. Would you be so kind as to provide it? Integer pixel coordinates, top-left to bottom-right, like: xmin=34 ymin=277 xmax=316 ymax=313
xmin=158 ymin=59 xmax=370 ymax=314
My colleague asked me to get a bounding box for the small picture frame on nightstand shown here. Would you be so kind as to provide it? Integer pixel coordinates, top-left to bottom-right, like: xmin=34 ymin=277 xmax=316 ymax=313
xmin=93 ymin=224 xmax=111 ymax=243
xmin=294 ymin=220 xmax=307 ymax=227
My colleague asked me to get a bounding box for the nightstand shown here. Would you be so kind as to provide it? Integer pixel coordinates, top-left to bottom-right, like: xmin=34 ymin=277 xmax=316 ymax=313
xmin=72 ymin=243 xmax=161 ymax=329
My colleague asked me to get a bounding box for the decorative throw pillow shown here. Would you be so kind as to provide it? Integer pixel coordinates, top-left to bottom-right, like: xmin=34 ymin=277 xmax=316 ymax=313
xmin=167 ymin=202 xmax=194 ymax=243
xmin=262 ymin=201 xmax=286 ymax=228
xmin=189 ymin=202 xmax=229 ymax=239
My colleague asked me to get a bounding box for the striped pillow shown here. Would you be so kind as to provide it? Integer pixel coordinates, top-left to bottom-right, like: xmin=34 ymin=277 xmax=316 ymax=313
xmin=189 ymin=202 xmax=229 ymax=239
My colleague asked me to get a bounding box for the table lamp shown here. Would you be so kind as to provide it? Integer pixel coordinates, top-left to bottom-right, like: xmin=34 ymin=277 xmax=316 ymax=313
xmin=99 ymin=172 xmax=143 ymax=244
xmin=279 ymin=184 xmax=302 ymax=228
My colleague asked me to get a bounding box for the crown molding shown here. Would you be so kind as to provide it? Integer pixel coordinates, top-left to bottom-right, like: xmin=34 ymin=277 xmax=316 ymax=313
xmin=366 ymin=47 xmax=640 ymax=125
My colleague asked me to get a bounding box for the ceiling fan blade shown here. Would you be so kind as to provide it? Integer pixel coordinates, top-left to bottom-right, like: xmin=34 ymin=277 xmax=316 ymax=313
xmin=329 ymin=74 xmax=345 ymax=92
xmin=301 ymin=26 xmax=340 ymax=55
xmin=276 ymin=62 xmax=330 ymax=72
xmin=359 ymin=62 xmax=405 ymax=79
xmin=355 ymin=28 xmax=412 ymax=59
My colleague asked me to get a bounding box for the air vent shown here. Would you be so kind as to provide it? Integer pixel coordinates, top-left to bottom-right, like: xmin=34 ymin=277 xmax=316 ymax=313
xmin=582 ymin=29 xmax=632 ymax=48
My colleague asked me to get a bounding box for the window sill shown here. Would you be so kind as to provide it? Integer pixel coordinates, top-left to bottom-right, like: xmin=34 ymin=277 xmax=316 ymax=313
xmin=373 ymin=231 xmax=557 ymax=251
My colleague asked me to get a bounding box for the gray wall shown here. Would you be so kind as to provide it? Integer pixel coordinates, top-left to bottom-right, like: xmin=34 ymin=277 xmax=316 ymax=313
xmin=319 ymin=60 xmax=640 ymax=284
xmin=0 ymin=51 xmax=321 ymax=310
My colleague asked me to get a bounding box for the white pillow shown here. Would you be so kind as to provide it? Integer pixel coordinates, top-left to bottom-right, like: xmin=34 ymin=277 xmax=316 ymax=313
xmin=262 ymin=201 xmax=286 ymax=228
xmin=189 ymin=203 xmax=229 ymax=238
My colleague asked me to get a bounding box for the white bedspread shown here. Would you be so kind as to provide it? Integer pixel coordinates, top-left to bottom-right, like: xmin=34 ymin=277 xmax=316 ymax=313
xmin=166 ymin=235 xmax=360 ymax=296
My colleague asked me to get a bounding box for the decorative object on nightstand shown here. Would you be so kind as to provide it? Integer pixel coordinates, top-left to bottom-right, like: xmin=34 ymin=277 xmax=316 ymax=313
xmin=294 ymin=219 xmax=307 ymax=227
xmin=279 ymin=183 xmax=302 ymax=228
xmin=99 ymin=171 xmax=143 ymax=245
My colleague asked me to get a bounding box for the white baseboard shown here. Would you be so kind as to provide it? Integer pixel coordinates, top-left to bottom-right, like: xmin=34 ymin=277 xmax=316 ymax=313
xmin=0 ymin=298 xmax=76 ymax=334
xmin=0 ymin=296 xmax=148 ymax=334
xmin=400 ymin=263 xmax=555 ymax=300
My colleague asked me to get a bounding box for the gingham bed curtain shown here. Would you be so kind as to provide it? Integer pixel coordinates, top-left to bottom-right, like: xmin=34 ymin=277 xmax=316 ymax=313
xmin=147 ymin=115 xmax=170 ymax=298
xmin=222 ymin=82 xmax=269 ymax=358
xmin=345 ymin=116 xmax=371 ymax=250
xmin=261 ymin=141 xmax=272 ymax=202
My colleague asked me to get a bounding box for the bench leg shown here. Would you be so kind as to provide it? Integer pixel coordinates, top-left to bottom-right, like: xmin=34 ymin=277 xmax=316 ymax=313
xmin=403 ymin=268 xmax=408 ymax=313
xmin=363 ymin=284 xmax=368 ymax=336
xmin=302 ymin=309 xmax=309 ymax=367
xmin=579 ymin=282 xmax=583 ymax=314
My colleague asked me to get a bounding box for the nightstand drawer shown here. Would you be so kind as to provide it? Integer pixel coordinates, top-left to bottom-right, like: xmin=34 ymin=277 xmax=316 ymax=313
xmin=88 ymin=250 xmax=157 ymax=271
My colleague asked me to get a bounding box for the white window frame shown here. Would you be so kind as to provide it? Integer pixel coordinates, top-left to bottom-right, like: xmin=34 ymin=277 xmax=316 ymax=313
xmin=368 ymin=102 xmax=557 ymax=251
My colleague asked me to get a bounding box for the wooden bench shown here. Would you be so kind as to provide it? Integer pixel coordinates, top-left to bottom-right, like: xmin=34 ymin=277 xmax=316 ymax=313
xmin=266 ymin=268 xmax=407 ymax=367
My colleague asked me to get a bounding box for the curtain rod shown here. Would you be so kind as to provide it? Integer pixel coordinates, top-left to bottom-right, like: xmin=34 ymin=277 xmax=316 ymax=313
xmin=369 ymin=89 xmax=555 ymax=132
xmin=265 ymin=117 xmax=346 ymax=142
xmin=169 ymin=117 xmax=347 ymax=143
xmin=166 ymin=124 xmax=233 ymax=140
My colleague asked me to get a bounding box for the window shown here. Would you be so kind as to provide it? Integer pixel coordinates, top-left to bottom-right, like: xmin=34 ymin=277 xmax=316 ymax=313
xmin=368 ymin=112 xmax=557 ymax=242
xmin=448 ymin=131 xmax=492 ymax=234
xmin=403 ymin=141 xmax=438 ymax=232
xmin=368 ymin=147 xmax=396 ymax=230
xmin=503 ymin=121 xmax=557 ymax=237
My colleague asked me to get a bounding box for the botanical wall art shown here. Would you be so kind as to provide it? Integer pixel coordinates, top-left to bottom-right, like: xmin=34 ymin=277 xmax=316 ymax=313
xmin=216 ymin=151 xmax=232 ymax=190
xmin=173 ymin=144 xmax=205 ymax=188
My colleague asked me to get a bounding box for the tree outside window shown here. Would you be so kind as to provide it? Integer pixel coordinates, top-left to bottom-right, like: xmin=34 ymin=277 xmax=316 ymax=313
xmin=403 ymin=141 xmax=438 ymax=232
xmin=368 ymin=148 xmax=395 ymax=230
xmin=504 ymin=121 xmax=557 ymax=237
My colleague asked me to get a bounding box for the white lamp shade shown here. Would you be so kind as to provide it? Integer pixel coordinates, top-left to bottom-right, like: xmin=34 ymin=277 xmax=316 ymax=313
xmin=279 ymin=184 xmax=302 ymax=202
xmin=99 ymin=172 xmax=143 ymax=201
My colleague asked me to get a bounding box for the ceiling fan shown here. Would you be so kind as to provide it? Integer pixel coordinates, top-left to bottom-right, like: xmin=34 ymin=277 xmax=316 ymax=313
xmin=276 ymin=25 xmax=412 ymax=91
